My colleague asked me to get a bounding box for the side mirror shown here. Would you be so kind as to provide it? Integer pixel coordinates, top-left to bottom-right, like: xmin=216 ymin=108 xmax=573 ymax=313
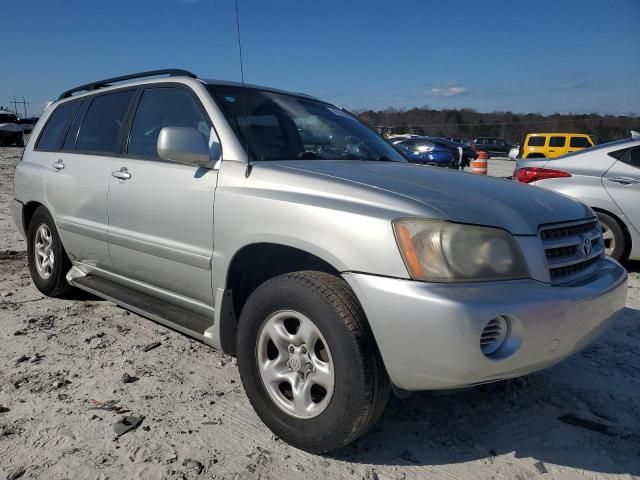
xmin=157 ymin=127 xmax=218 ymax=167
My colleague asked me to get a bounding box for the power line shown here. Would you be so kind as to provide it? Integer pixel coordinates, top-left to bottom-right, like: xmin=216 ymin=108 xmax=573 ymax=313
xmin=10 ymin=96 xmax=28 ymax=117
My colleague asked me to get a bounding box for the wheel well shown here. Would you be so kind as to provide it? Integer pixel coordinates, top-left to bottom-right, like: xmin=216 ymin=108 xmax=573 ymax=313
xmin=221 ymin=243 xmax=341 ymax=354
xmin=592 ymin=207 xmax=632 ymax=259
xmin=526 ymin=153 xmax=546 ymax=159
xmin=22 ymin=201 xmax=45 ymax=233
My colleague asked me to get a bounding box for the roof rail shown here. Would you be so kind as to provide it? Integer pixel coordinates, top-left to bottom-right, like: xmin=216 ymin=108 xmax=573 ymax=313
xmin=58 ymin=69 xmax=197 ymax=100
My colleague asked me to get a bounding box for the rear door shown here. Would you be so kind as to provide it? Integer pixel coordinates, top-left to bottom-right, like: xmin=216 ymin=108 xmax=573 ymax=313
xmin=106 ymin=85 xmax=219 ymax=306
xmin=43 ymin=90 xmax=136 ymax=267
xmin=602 ymin=146 xmax=640 ymax=233
xmin=547 ymin=135 xmax=568 ymax=158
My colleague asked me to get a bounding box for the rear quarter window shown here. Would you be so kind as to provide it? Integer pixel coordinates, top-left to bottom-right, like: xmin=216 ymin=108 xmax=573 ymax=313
xmin=35 ymin=101 xmax=82 ymax=151
xmin=620 ymin=147 xmax=640 ymax=169
xmin=527 ymin=136 xmax=546 ymax=147
xmin=570 ymin=136 xmax=591 ymax=148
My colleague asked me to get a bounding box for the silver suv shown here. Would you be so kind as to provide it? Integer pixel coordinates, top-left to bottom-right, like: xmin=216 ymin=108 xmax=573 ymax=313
xmin=11 ymin=70 xmax=628 ymax=453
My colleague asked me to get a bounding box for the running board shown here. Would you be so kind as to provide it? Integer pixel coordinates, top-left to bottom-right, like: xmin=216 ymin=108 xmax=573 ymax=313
xmin=71 ymin=275 xmax=214 ymax=342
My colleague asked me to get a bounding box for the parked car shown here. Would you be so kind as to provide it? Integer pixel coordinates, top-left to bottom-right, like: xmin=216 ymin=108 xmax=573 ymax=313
xmin=521 ymin=133 xmax=599 ymax=159
xmin=13 ymin=69 xmax=627 ymax=453
xmin=426 ymin=136 xmax=478 ymax=169
xmin=508 ymin=145 xmax=520 ymax=161
xmin=515 ymin=135 xmax=640 ymax=262
xmin=472 ymin=137 xmax=512 ymax=157
xmin=392 ymin=137 xmax=455 ymax=167
xmin=0 ymin=109 xmax=25 ymax=146
xmin=18 ymin=117 xmax=39 ymax=134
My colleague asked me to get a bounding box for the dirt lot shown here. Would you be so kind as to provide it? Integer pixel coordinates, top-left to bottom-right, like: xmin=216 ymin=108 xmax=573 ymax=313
xmin=1 ymin=148 xmax=639 ymax=480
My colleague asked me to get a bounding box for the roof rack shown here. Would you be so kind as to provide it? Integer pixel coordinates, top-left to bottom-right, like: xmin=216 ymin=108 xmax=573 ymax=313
xmin=58 ymin=69 xmax=197 ymax=100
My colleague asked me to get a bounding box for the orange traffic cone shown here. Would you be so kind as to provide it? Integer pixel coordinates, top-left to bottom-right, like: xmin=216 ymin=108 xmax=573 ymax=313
xmin=472 ymin=151 xmax=489 ymax=175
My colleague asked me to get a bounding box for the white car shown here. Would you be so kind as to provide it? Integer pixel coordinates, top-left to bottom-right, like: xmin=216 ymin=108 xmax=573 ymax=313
xmin=508 ymin=145 xmax=520 ymax=161
xmin=0 ymin=109 xmax=24 ymax=147
xmin=515 ymin=135 xmax=640 ymax=261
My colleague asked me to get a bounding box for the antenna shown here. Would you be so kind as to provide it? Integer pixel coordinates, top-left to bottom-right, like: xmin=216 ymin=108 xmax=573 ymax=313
xmin=234 ymin=0 xmax=252 ymax=177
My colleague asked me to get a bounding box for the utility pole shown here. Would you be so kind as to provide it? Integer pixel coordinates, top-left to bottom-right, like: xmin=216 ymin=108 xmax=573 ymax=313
xmin=10 ymin=96 xmax=29 ymax=117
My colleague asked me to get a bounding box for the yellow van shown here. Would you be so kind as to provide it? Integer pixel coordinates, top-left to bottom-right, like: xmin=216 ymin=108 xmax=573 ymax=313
xmin=521 ymin=133 xmax=598 ymax=159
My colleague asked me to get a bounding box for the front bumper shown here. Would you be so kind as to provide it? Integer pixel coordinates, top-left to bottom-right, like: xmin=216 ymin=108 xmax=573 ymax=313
xmin=344 ymin=258 xmax=627 ymax=391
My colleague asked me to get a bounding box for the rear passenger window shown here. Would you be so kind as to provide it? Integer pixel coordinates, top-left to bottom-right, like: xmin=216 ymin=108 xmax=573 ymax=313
xmin=36 ymin=101 xmax=82 ymax=151
xmin=127 ymin=87 xmax=211 ymax=159
xmin=570 ymin=137 xmax=591 ymax=148
xmin=527 ymin=136 xmax=546 ymax=147
xmin=62 ymin=100 xmax=86 ymax=151
xmin=75 ymin=90 xmax=135 ymax=154
xmin=621 ymin=147 xmax=640 ymax=169
xmin=549 ymin=136 xmax=566 ymax=147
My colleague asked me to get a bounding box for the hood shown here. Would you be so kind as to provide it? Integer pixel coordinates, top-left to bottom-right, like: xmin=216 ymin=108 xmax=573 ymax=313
xmin=274 ymin=160 xmax=591 ymax=235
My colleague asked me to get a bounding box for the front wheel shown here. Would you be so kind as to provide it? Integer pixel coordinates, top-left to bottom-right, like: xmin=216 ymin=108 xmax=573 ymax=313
xmin=236 ymin=271 xmax=390 ymax=453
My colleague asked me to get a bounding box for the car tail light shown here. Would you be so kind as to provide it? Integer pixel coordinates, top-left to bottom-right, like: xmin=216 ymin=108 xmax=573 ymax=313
xmin=515 ymin=167 xmax=571 ymax=184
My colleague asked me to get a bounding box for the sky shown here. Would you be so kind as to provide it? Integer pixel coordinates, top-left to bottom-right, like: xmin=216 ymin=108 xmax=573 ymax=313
xmin=1 ymin=0 xmax=639 ymax=117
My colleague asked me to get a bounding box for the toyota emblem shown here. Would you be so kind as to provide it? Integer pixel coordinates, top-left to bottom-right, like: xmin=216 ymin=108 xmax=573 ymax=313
xmin=582 ymin=236 xmax=592 ymax=257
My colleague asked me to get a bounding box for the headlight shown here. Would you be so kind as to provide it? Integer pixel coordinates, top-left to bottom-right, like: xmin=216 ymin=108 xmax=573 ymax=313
xmin=393 ymin=218 xmax=529 ymax=282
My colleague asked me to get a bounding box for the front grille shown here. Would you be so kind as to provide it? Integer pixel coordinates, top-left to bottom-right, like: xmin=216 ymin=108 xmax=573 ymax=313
xmin=539 ymin=219 xmax=605 ymax=284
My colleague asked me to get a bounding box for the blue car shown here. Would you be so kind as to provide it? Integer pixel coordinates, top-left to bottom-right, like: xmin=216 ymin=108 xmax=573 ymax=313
xmin=392 ymin=138 xmax=455 ymax=167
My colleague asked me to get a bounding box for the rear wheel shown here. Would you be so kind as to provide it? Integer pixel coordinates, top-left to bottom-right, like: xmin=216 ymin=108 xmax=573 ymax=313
xmin=596 ymin=211 xmax=627 ymax=261
xmin=236 ymin=271 xmax=390 ymax=453
xmin=26 ymin=207 xmax=73 ymax=297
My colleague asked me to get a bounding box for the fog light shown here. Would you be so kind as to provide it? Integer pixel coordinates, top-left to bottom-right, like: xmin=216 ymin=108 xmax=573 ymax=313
xmin=480 ymin=316 xmax=510 ymax=356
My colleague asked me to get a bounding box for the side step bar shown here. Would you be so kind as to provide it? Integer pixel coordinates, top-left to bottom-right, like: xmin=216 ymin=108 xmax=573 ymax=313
xmin=71 ymin=275 xmax=214 ymax=342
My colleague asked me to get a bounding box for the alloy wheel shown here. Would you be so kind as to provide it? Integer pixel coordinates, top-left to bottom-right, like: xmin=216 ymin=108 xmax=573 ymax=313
xmin=256 ymin=310 xmax=334 ymax=419
xmin=34 ymin=224 xmax=54 ymax=280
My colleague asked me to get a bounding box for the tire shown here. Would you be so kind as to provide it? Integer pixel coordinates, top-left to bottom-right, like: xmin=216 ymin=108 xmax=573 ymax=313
xmin=596 ymin=211 xmax=627 ymax=262
xmin=26 ymin=206 xmax=73 ymax=297
xmin=236 ymin=271 xmax=390 ymax=453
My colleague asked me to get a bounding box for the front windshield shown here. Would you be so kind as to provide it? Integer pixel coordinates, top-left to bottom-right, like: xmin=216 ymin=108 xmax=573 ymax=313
xmin=208 ymin=85 xmax=405 ymax=162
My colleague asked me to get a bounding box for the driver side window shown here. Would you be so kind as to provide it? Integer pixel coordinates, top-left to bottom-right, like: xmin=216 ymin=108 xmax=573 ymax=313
xmin=127 ymin=87 xmax=212 ymax=159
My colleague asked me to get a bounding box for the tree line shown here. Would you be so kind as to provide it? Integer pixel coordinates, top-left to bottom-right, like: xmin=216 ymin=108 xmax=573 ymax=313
xmin=356 ymin=107 xmax=640 ymax=144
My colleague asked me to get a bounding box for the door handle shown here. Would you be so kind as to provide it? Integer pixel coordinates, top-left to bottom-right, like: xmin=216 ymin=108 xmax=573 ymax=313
xmin=606 ymin=176 xmax=640 ymax=185
xmin=51 ymin=159 xmax=64 ymax=171
xmin=111 ymin=167 xmax=131 ymax=180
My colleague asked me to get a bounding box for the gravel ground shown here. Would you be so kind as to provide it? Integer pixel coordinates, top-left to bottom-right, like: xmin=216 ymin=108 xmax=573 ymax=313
xmin=1 ymin=148 xmax=639 ymax=480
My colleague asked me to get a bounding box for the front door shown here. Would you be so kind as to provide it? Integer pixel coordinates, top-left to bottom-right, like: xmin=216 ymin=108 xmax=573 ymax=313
xmin=602 ymin=146 xmax=640 ymax=234
xmin=106 ymin=86 xmax=218 ymax=306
